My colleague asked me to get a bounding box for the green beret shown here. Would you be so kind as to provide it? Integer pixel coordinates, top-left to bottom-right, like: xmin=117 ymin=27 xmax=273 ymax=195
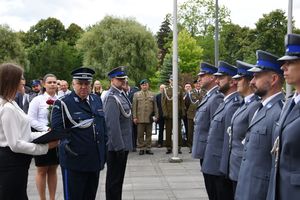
xmin=139 ymin=79 xmax=149 ymax=85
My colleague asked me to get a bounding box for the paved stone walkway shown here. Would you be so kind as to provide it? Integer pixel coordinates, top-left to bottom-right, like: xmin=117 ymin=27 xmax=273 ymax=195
xmin=27 ymin=147 xmax=208 ymax=200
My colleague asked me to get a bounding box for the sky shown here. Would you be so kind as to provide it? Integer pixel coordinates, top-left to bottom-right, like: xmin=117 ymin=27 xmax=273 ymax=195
xmin=0 ymin=0 xmax=299 ymax=34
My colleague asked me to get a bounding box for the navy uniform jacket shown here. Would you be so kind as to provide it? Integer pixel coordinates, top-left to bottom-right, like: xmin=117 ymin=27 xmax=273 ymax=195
xmin=228 ymin=95 xmax=261 ymax=181
xmin=202 ymin=92 xmax=241 ymax=176
xmin=51 ymin=91 xmax=107 ymax=172
xmin=192 ymin=86 xmax=224 ymax=159
xmin=235 ymin=92 xmax=284 ymax=200
xmin=267 ymin=97 xmax=300 ymax=200
xmin=103 ymin=86 xmax=133 ymax=151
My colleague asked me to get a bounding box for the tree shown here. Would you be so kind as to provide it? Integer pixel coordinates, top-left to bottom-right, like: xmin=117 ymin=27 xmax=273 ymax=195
xmin=25 ymin=41 xmax=82 ymax=81
xmin=253 ymin=9 xmax=287 ymax=56
xmin=177 ymin=29 xmax=203 ymax=73
xmin=156 ymin=14 xmax=172 ymax=69
xmin=65 ymin=23 xmax=84 ymax=46
xmin=23 ymin=17 xmax=65 ymax=47
xmin=219 ymin=23 xmax=255 ymax=64
xmin=159 ymin=29 xmax=203 ymax=84
xmin=0 ymin=24 xmax=27 ymax=66
xmin=178 ymin=0 xmax=230 ymax=37
xmin=77 ymin=16 xmax=158 ymax=83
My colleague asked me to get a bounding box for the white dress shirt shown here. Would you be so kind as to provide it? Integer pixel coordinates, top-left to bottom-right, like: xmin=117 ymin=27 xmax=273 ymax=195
xmin=57 ymin=89 xmax=71 ymax=98
xmin=28 ymin=92 xmax=57 ymax=132
xmin=0 ymin=97 xmax=48 ymax=155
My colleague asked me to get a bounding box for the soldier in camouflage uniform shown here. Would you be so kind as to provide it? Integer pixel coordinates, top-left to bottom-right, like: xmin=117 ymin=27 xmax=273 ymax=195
xmin=161 ymin=75 xmax=185 ymax=154
xmin=132 ymin=79 xmax=158 ymax=155
xmin=186 ymin=80 xmax=206 ymax=153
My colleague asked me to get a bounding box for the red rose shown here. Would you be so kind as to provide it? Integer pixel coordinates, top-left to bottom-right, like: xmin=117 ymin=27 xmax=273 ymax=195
xmin=46 ymin=99 xmax=55 ymax=105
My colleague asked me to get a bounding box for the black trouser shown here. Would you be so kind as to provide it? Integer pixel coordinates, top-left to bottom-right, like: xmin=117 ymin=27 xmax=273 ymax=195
xmin=0 ymin=147 xmax=32 ymax=200
xmin=200 ymin=159 xmax=217 ymax=200
xmin=132 ymin=123 xmax=137 ymax=149
xmin=157 ymin=118 xmax=165 ymax=145
xmin=215 ymin=176 xmax=234 ymax=200
xmin=106 ymin=150 xmax=129 ymax=200
xmin=232 ymin=180 xmax=237 ymax=197
xmin=61 ymin=167 xmax=100 ymax=200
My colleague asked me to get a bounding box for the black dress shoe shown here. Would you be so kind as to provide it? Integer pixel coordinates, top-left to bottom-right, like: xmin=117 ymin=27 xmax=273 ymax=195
xmin=139 ymin=150 xmax=144 ymax=155
xmin=166 ymin=149 xmax=172 ymax=154
xmin=145 ymin=150 xmax=154 ymax=155
xmin=178 ymin=149 xmax=182 ymax=154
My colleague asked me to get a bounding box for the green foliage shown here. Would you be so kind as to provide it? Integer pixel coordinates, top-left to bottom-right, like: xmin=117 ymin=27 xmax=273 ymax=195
xmin=23 ymin=17 xmax=66 ymax=47
xmin=77 ymin=16 xmax=158 ymax=84
xmin=159 ymin=54 xmax=172 ymax=84
xmin=177 ymin=29 xmax=203 ymax=73
xmin=156 ymin=14 xmax=172 ymax=69
xmin=219 ymin=23 xmax=256 ymax=64
xmin=178 ymin=0 xmax=231 ymax=36
xmin=65 ymin=23 xmax=84 ymax=46
xmin=253 ymin=9 xmax=287 ymax=56
xmin=25 ymin=41 xmax=82 ymax=82
xmin=0 ymin=25 xmax=27 ymax=67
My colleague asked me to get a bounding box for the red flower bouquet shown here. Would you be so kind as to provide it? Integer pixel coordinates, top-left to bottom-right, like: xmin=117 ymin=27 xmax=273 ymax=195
xmin=46 ymin=98 xmax=55 ymax=127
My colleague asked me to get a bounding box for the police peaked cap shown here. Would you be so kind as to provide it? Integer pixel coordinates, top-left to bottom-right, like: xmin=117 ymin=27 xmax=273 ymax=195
xmin=71 ymin=67 xmax=95 ymax=81
xmin=232 ymin=60 xmax=255 ymax=79
xmin=214 ymin=61 xmax=237 ymax=77
xmin=248 ymin=50 xmax=283 ymax=74
xmin=108 ymin=66 xmax=128 ymax=79
xmin=198 ymin=62 xmax=218 ymax=75
xmin=278 ymin=34 xmax=300 ymax=61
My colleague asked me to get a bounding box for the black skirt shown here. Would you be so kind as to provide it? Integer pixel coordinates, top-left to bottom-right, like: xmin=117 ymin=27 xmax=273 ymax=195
xmin=0 ymin=147 xmax=32 ymax=200
xmin=34 ymin=147 xmax=59 ymax=166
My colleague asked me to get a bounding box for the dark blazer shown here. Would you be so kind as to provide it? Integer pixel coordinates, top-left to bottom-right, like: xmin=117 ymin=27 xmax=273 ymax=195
xmin=267 ymin=97 xmax=300 ymax=200
xmin=201 ymin=92 xmax=242 ymax=176
xmin=235 ymin=92 xmax=284 ymax=200
xmin=103 ymin=86 xmax=133 ymax=152
xmin=156 ymin=93 xmax=164 ymax=119
xmin=228 ymin=95 xmax=261 ymax=181
xmin=192 ymin=86 xmax=224 ymax=159
xmin=52 ymin=91 xmax=107 ymax=172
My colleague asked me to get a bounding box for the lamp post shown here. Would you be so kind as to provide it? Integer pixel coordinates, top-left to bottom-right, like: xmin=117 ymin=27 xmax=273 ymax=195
xmin=286 ymin=0 xmax=293 ymax=97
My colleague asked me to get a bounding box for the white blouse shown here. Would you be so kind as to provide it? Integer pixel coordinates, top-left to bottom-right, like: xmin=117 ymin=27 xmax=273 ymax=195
xmin=28 ymin=92 xmax=57 ymax=132
xmin=0 ymin=98 xmax=48 ymax=155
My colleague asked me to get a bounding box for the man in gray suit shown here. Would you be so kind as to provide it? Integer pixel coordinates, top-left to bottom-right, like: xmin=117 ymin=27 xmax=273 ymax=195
xmin=227 ymin=61 xmax=261 ymax=195
xmin=103 ymin=66 xmax=133 ymax=200
xmin=267 ymin=34 xmax=300 ymax=200
xmin=201 ymin=61 xmax=242 ymax=200
xmin=235 ymin=50 xmax=285 ymax=200
xmin=192 ymin=62 xmax=223 ymax=200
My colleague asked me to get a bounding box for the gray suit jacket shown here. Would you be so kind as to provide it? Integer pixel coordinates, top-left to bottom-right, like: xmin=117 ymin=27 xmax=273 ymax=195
xmin=228 ymin=95 xmax=261 ymax=181
xmin=192 ymin=86 xmax=224 ymax=159
xmin=202 ymin=92 xmax=242 ymax=176
xmin=267 ymin=97 xmax=300 ymax=200
xmin=235 ymin=92 xmax=284 ymax=200
xmin=103 ymin=86 xmax=133 ymax=151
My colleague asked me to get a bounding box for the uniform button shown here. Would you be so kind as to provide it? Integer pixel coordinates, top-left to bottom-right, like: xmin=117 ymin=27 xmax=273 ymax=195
xmin=97 ymin=141 xmax=100 ymax=143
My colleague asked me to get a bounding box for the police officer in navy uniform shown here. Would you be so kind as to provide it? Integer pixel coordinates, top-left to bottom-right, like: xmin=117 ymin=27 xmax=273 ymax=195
xmin=227 ymin=61 xmax=261 ymax=194
xmin=103 ymin=66 xmax=133 ymax=200
xmin=51 ymin=67 xmax=107 ymax=200
xmin=267 ymin=34 xmax=300 ymax=200
xmin=201 ymin=61 xmax=242 ymax=200
xmin=235 ymin=50 xmax=285 ymax=200
xmin=192 ymin=62 xmax=223 ymax=200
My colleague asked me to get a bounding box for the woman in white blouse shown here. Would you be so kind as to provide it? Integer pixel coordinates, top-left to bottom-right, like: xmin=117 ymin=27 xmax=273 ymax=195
xmin=0 ymin=63 xmax=57 ymax=200
xmin=28 ymin=74 xmax=59 ymax=200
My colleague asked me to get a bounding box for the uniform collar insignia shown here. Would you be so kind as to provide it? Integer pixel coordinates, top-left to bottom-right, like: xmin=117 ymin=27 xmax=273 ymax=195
xmin=74 ymin=97 xmax=79 ymax=102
